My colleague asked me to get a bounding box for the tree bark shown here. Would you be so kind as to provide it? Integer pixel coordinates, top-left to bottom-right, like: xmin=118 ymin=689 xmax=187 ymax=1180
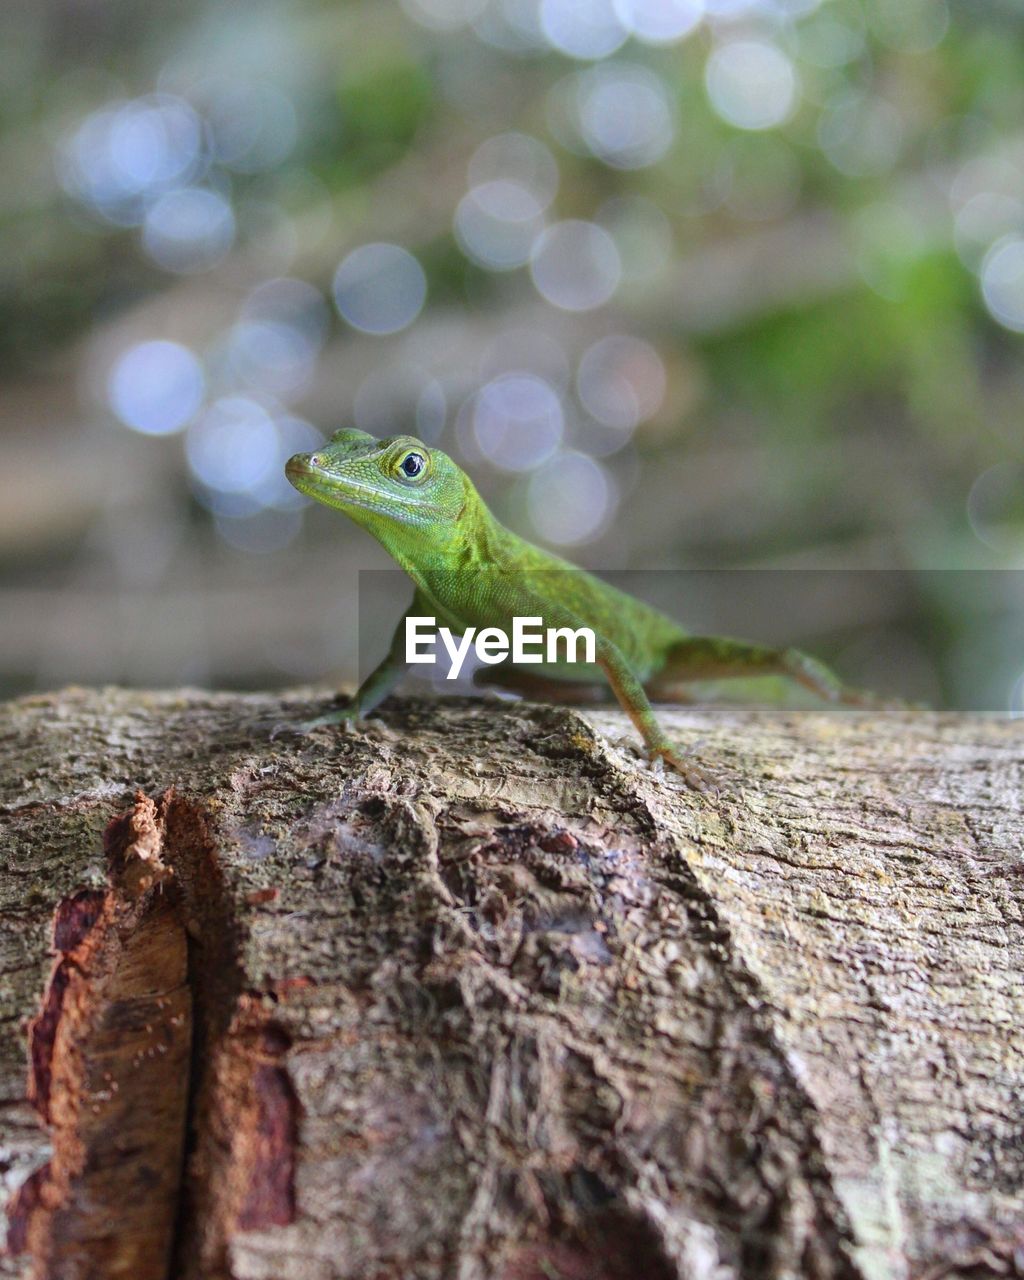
xmin=1 ymin=688 xmax=1022 ymax=1280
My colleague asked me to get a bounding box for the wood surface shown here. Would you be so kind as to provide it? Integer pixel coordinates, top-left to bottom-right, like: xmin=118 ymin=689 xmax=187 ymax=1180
xmin=1 ymin=688 xmax=1021 ymax=1279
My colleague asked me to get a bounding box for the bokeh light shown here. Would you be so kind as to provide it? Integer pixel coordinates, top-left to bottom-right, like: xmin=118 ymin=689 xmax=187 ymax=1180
xmin=204 ymin=81 xmax=298 ymax=174
xmin=576 ymin=335 xmax=666 ymax=434
xmin=865 ymin=0 xmax=949 ymax=52
xmin=186 ymin=396 xmax=280 ymax=499
xmin=479 ymin=327 xmax=571 ymax=392
xmin=332 ymin=243 xmax=427 ymax=335
xmin=527 ymin=451 xmax=618 ymax=544
xmin=980 ymin=237 xmax=1024 ymax=333
xmin=530 ymin=220 xmax=621 ymax=311
xmin=227 ymin=278 xmax=329 ymax=397
xmin=268 ymin=417 xmax=328 ymax=508
xmin=142 ymin=186 xmax=236 ymax=273
xmin=703 ymin=0 xmax=764 ymax=15
xmin=108 ymin=341 xmax=205 ymax=436
xmin=468 ymin=132 xmax=560 ymax=208
xmin=455 ymin=181 xmax=546 ymax=270
xmin=470 ymin=374 xmax=564 ymax=471
xmin=953 ymin=193 xmax=1023 ymax=273
xmin=966 ymin=464 xmax=1024 ymax=555
xmin=473 ymin=0 xmax=548 ymax=53
xmin=576 ymin=63 xmax=675 ymax=169
xmin=853 ymin=201 xmax=926 ymax=301
xmin=797 ymin=7 xmax=865 ymax=67
xmin=705 ymin=40 xmax=799 ymax=132
xmin=817 ymin=92 xmax=903 ymax=177
xmin=185 ymin=397 xmax=324 ymax=517
xmin=189 ymin=403 xmax=324 ymax=517
xmin=613 ymin=0 xmax=703 ymax=45
xmin=949 ymin=155 xmax=1024 ymax=272
xmin=59 ymin=94 xmax=204 ymax=225
xmin=539 ymin=0 xmax=627 ymax=60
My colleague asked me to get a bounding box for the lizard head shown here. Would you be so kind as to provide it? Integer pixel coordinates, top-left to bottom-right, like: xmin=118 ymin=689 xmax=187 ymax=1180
xmin=285 ymin=429 xmax=473 ymax=552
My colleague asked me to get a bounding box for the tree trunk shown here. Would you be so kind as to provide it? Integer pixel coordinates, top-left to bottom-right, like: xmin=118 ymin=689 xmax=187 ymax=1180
xmin=1 ymin=688 xmax=1021 ymax=1280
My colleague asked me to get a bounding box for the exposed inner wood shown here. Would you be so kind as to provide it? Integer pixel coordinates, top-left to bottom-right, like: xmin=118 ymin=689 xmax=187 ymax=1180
xmin=6 ymin=790 xmax=299 ymax=1280
xmin=9 ymin=797 xmax=190 ymax=1279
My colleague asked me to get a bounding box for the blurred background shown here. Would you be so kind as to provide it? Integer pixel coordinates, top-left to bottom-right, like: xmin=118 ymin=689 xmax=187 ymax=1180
xmin=2 ymin=0 xmax=1023 ymax=710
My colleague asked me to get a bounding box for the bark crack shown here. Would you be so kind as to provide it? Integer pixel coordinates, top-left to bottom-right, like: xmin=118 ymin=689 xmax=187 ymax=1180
xmin=7 ymin=794 xmax=190 ymax=1279
xmin=5 ymin=790 xmax=298 ymax=1280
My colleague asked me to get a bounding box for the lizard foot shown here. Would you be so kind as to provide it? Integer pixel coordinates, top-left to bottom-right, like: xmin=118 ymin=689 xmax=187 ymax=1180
xmin=645 ymin=740 xmax=725 ymax=794
xmin=268 ymin=705 xmax=359 ymax=741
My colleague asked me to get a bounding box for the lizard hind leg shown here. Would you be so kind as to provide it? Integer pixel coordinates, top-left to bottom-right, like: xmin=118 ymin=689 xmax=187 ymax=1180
xmin=649 ymin=635 xmax=868 ymax=706
xmin=781 ymin=648 xmax=902 ymax=709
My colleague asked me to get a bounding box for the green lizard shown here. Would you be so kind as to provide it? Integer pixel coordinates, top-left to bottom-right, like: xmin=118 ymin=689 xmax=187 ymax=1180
xmin=285 ymin=429 xmax=875 ymax=789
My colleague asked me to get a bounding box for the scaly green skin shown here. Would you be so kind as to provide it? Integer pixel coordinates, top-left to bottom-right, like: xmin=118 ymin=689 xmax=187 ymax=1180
xmin=286 ymin=430 xmax=874 ymax=790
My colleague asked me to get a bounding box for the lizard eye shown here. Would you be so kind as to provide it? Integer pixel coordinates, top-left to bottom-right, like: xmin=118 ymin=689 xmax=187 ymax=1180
xmin=398 ymin=451 xmax=426 ymax=480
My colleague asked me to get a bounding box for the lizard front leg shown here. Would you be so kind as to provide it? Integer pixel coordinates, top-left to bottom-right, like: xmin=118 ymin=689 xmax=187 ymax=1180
xmin=595 ymin=639 xmax=718 ymax=791
xmin=274 ymin=593 xmax=427 ymax=736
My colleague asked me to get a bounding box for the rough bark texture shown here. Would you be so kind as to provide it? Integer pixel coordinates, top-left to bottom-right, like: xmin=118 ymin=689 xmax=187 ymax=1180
xmin=0 ymin=687 xmax=1022 ymax=1280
